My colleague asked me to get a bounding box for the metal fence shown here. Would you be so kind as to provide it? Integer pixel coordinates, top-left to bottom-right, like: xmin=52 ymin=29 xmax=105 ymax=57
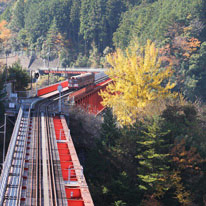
xmin=0 ymin=106 xmax=23 ymax=205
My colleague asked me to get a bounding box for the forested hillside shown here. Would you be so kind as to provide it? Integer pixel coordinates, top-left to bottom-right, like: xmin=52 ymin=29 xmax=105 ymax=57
xmin=1 ymin=0 xmax=135 ymax=66
xmin=114 ymin=0 xmax=206 ymax=101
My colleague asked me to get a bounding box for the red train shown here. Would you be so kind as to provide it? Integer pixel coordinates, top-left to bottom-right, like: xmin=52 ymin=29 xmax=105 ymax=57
xmin=37 ymin=73 xmax=95 ymax=96
xmin=68 ymin=73 xmax=95 ymax=89
xmin=37 ymin=80 xmax=68 ymax=96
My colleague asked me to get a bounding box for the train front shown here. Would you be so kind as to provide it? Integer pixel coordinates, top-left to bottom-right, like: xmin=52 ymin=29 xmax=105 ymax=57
xmin=68 ymin=76 xmax=79 ymax=89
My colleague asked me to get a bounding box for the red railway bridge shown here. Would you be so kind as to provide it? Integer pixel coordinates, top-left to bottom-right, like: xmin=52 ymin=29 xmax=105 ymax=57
xmin=0 ymin=73 xmax=111 ymax=205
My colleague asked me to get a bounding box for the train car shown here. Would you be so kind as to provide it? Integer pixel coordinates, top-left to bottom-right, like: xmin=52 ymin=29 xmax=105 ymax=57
xmin=37 ymin=80 xmax=68 ymax=96
xmin=68 ymin=73 xmax=95 ymax=89
xmin=94 ymin=71 xmax=108 ymax=83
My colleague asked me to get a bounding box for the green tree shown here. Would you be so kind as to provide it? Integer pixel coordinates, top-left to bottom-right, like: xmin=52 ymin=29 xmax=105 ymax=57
xmin=113 ymin=200 xmax=127 ymax=206
xmin=73 ymin=53 xmax=89 ymax=67
xmin=43 ymin=18 xmax=63 ymax=60
xmin=105 ymin=0 xmax=126 ymax=47
xmin=160 ymin=103 xmax=206 ymax=205
xmin=100 ymin=108 xmax=119 ymax=147
xmin=113 ymin=0 xmax=205 ymax=49
xmin=48 ymin=0 xmax=71 ymax=33
xmin=136 ymin=117 xmax=170 ymax=195
xmin=185 ymin=41 xmax=206 ymax=101
xmin=70 ymin=0 xmax=81 ymax=44
xmin=80 ymin=0 xmax=107 ymax=52
xmin=10 ymin=0 xmax=25 ymax=32
xmin=7 ymin=62 xmax=30 ymax=90
xmin=88 ymin=42 xmax=101 ymax=67
xmin=24 ymin=1 xmax=51 ymax=43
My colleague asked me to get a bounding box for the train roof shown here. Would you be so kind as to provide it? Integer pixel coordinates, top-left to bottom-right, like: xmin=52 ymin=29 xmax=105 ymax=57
xmin=70 ymin=72 xmax=94 ymax=79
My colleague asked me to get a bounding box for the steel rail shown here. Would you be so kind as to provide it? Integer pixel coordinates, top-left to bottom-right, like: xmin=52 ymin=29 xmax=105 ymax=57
xmin=45 ymin=93 xmax=73 ymax=205
xmin=94 ymin=76 xmax=109 ymax=85
xmin=27 ymin=113 xmax=36 ymax=205
xmin=45 ymin=111 xmax=58 ymax=205
xmin=44 ymin=91 xmax=73 ymax=205
xmin=30 ymin=100 xmax=44 ymax=206
xmin=29 ymin=89 xmax=71 ymax=205
xmin=49 ymin=115 xmax=68 ymax=205
xmin=28 ymin=97 xmax=54 ymax=205
xmin=37 ymin=105 xmax=42 ymax=206
xmin=16 ymin=108 xmax=31 ymax=205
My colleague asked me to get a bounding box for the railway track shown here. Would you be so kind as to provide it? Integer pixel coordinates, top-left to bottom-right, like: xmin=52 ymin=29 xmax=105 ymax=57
xmin=28 ymin=79 xmax=104 ymax=205
xmin=27 ymin=90 xmax=71 ymax=205
xmin=94 ymin=76 xmax=109 ymax=85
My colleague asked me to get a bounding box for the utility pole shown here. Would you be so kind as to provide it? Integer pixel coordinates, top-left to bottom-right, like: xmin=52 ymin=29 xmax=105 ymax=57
xmin=58 ymin=84 xmax=63 ymax=113
xmin=30 ymin=70 xmax=33 ymax=91
xmin=5 ymin=52 xmax=8 ymax=83
xmin=48 ymin=46 xmax=50 ymax=85
xmin=36 ymin=81 xmax=38 ymax=96
xmin=3 ymin=114 xmax=6 ymax=165
xmin=0 ymin=114 xmax=7 ymax=168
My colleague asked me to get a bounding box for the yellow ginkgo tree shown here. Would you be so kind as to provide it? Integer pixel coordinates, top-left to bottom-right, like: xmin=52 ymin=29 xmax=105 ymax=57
xmin=100 ymin=40 xmax=176 ymax=125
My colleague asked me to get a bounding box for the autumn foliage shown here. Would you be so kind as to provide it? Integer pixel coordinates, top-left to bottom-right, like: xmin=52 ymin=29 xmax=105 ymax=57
xmin=0 ymin=20 xmax=11 ymax=44
xmin=100 ymin=40 xmax=176 ymax=125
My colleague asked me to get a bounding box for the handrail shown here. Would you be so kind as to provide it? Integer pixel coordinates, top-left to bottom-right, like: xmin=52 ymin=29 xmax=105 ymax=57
xmin=0 ymin=106 xmax=23 ymax=205
xmin=16 ymin=107 xmax=31 ymax=205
